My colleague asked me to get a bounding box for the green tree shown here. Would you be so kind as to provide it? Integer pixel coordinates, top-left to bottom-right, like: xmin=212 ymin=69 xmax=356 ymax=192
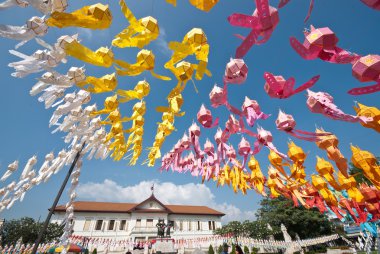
xmin=217 ymin=245 xmax=223 ymax=254
xmin=215 ymin=221 xmax=243 ymax=238
xmin=0 ymin=217 xmax=63 ymax=245
xmin=230 ymin=245 xmax=235 ymax=254
xmin=214 ymin=221 xmax=243 ymax=244
xmin=44 ymin=222 xmax=64 ymax=243
xmin=215 ymin=220 xmax=271 ymax=240
xmin=349 ymin=157 xmax=379 ymax=185
xmin=208 ymin=245 xmax=215 ymax=254
xmin=1 ymin=217 xmax=39 ymax=245
xmin=241 ymin=220 xmax=271 ymax=239
xmin=251 ymin=248 xmax=259 ymax=254
xmin=256 ymin=197 xmax=333 ymax=239
xmin=243 ymin=246 xmax=249 ymax=254
xmin=92 ymin=248 xmax=97 ymax=254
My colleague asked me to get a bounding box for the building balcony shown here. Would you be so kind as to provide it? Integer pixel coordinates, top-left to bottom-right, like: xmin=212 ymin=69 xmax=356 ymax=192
xmin=131 ymin=227 xmax=157 ymax=234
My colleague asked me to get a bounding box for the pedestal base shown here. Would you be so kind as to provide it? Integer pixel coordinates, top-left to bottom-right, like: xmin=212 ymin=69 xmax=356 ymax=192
xmin=153 ymin=238 xmax=176 ymax=254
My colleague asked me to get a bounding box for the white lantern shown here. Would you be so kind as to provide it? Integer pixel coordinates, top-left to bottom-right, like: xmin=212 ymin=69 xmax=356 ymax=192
xmin=27 ymin=16 xmax=48 ymax=36
xmin=67 ymin=67 xmax=86 ymax=84
xmin=51 ymin=0 xmax=68 ymax=12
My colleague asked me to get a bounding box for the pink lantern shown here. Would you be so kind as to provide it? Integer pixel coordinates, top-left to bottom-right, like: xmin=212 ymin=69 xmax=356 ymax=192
xmin=263 ymin=72 xmax=319 ymax=99
xmin=290 ymin=25 xmax=360 ymax=64
xmin=209 ymin=84 xmax=227 ymax=108
xmin=306 ymin=90 xmax=371 ymax=123
xmin=276 ymin=110 xmax=330 ymax=141
xmin=242 ymin=96 xmax=269 ymax=127
xmin=224 ymin=58 xmax=248 ymax=84
xmin=348 ymin=55 xmax=380 ymax=95
xmin=228 ymin=0 xmax=279 ymax=58
xmin=238 ymin=137 xmax=251 ymax=160
xmin=197 ymin=104 xmax=219 ymax=128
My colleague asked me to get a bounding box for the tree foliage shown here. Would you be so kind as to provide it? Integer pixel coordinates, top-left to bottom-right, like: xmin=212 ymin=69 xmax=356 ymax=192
xmin=349 ymin=157 xmax=379 ymax=185
xmin=45 ymin=222 xmax=64 ymax=243
xmin=256 ymin=197 xmax=333 ymax=239
xmin=216 ymin=197 xmax=335 ymax=241
xmin=230 ymin=245 xmax=235 ymax=254
xmin=208 ymin=244 xmax=215 ymax=254
xmin=214 ymin=220 xmax=271 ymax=239
xmin=1 ymin=217 xmax=63 ymax=245
xmin=217 ymin=245 xmax=223 ymax=254
xmin=1 ymin=217 xmax=38 ymax=245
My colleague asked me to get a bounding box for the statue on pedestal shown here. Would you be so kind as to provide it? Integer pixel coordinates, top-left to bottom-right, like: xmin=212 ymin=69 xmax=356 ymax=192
xmin=281 ymin=224 xmax=293 ymax=243
xmin=267 ymin=224 xmax=275 ymax=241
xmin=156 ymin=219 xmax=167 ymax=238
xmin=166 ymin=221 xmax=173 ymax=238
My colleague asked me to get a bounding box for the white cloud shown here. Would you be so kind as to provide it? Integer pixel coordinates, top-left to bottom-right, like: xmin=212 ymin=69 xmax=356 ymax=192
xmin=75 ymin=28 xmax=93 ymax=40
xmin=154 ymin=27 xmax=172 ymax=56
xmin=77 ymin=179 xmax=256 ymax=223
xmin=74 ymin=28 xmax=110 ymax=42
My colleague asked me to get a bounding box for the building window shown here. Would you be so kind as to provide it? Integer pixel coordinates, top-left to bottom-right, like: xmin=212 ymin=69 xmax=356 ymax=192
xmin=83 ymin=219 xmax=92 ymax=231
xmin=147 ymin=219 xmax=153 ymax=227
xmin=108 ymin=220 xmax=115 ymax=231
xmin=120 ymin=220 xmax=126 ymax=230
xmin=95 ymin=220 xmax=103 ymax=231
xmin=179 ymin=221 xmax=183 ymax=231
xmin=197 ymin=221 xmax=201 ymax=231
xmin=136 ymin=219 xmax=141 ymax=228
xmin=208 ymin=221 xmax=216 ymax=230
xmin=188 ymin=221 xmax=192 ymax=231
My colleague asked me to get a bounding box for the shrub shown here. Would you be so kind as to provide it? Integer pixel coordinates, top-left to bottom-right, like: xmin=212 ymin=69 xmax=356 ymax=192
xmin=217 ymin=245 xmax=223 ymax=254
xmin=209 ymin=245 xmax=215 ymax=254
xmin=230 ymin=245 xmax=236 ymax=254
xmin=251 ymin=247 xmax=259 ymax=254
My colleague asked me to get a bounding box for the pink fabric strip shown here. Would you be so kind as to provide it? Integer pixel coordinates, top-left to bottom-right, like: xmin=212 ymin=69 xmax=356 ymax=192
xmin=256 ymin=0 xmax=271 ymax=27
xmin=255 ymin=30 xmax=273 ymax=45
xmin=235 ymin=30 xmax=258 ymax=58
xmin=278 ymin=0 xmax=291 ymax=8
xmin=228 ymin=13 xmax=260 ymax=29
xmin=290 ymin=37 xmax=320 ymax=60
xmin=288 ymin=131 xmax=320 ymax=142
xmin=348 ymin=82 xmax=380 ymax=95
xmin=225 ymin=102 xmax=243 ymax=116
xmin=292 ymin=75 xmax=320 ymax=95
xmin=304 ymin=0 xmax=315 ymax=22
xmin=264 ymin=72 xmax=282 ymax=91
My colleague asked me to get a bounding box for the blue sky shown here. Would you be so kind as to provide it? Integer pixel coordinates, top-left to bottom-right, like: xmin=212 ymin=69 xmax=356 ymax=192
xmin=0 ymin=0 xmax=379 ymax=222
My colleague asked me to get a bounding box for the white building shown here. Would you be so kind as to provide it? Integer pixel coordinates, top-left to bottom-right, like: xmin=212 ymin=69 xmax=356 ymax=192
xmin=52 ymin=193 xmax=224 ymax=242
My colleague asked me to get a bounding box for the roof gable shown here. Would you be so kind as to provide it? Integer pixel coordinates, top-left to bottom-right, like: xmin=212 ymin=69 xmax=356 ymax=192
xmin=129 ymin=194 xmax=172 ymax=213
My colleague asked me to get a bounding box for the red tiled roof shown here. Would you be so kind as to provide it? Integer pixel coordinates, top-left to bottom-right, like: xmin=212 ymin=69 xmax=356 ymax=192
xmin=54 ymin=200 xmax=225 ymax=216
xmin=54 ymin=201 xmax=135 ymax=213
xmin=167 ymin=205 xmax=224 ymax=216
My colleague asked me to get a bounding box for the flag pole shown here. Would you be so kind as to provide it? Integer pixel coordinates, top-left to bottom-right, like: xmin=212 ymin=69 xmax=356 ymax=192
xmin=31 ymin=143 xmax=85 ymax=254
